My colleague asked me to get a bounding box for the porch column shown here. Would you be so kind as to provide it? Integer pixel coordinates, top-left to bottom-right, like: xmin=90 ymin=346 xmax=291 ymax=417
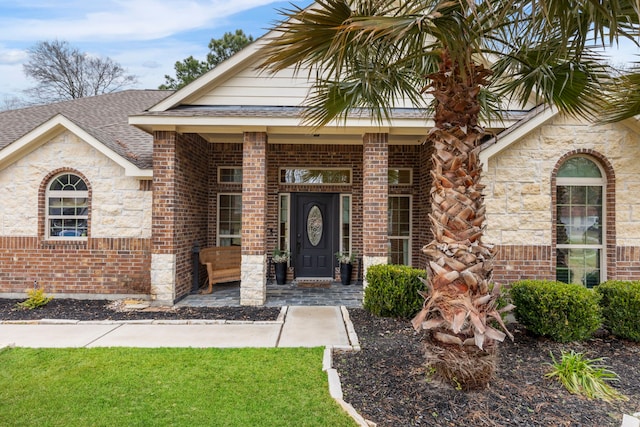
xmin=150 ymin=131 xmax=178 ymax=304
xmin=240 ymin=132 xmax=268 ymax=305
xmin=362 ymin=132 xmax=389 ymax=286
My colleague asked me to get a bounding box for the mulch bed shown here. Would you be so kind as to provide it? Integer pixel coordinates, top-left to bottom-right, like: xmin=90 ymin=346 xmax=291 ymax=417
xmin=0 ymin=298 xmax=280 ymax=322
xmin=1 ymin=299 xmax=639 ymax=426
xmin=334 ymin=309 xmax=640 ymax=427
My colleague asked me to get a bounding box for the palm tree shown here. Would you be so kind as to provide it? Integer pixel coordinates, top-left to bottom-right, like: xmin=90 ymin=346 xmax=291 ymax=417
xmin=259 ymin=0 xmax=639 ymax=389
xmin=604 ymin=66 xmax=640 ymax=122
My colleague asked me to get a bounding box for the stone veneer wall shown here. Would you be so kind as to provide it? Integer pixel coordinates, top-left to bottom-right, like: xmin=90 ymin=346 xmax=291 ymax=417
xmin=0 ymin=130 xmax=152 ymax=295
xmin=484 ymin=114 xmax=640 ymax=283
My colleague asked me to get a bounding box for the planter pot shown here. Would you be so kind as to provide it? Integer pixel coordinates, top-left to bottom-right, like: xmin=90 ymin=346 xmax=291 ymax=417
xmin=340 ymin=262 xmax=353 ymax=286
xmin=275 ymin=262 xmax=287 ymax=285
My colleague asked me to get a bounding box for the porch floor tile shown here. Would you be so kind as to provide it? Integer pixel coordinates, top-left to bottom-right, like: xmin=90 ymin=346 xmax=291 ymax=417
xmin=176 ymin=281 xmax=363 ymax=308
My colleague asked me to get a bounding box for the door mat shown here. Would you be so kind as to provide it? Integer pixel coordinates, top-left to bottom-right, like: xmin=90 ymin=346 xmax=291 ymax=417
xmin=297 ymin=281 xmax=332 ymax=288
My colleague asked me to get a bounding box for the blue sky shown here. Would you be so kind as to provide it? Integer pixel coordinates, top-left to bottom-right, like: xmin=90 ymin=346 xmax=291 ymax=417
xmin=0 ymin=0 xmax=637 ymax=104
xmin=0 ymin=0 xmax=311 ymax=102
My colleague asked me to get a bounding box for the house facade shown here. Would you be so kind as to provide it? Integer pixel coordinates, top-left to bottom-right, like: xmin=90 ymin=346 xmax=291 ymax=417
xmin=0 ymin=90 xmax=169 ymax=298
xmin=2 ymin=38 xmax=640 ymax=305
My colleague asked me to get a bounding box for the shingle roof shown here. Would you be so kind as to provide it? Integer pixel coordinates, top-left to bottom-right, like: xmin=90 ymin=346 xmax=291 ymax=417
xmin=0 ymin=90 xmax=172 ymax=169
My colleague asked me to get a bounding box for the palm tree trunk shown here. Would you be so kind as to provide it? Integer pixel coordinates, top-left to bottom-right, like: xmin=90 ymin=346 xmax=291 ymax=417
xmin=413 ymin=50 xmax=511 ymax=390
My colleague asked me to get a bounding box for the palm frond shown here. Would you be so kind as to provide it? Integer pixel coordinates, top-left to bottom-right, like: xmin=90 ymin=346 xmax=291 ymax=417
xmin=601 ymin=64 xmax=640 ymax=122
xmin=490 ymin=39 xmax=613 ymax=119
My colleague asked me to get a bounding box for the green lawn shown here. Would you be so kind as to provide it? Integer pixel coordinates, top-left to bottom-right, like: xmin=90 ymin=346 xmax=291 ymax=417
xmin=0 ymin=347 xmax=357 ymax=427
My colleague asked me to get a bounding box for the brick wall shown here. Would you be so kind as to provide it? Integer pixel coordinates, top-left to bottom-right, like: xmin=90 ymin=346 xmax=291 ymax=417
xmin=242 ymin=133 xmax=268 ymax=255
xmin=616 ymin=246 xmax=640 ymax=280
xmin=266 ymin=143 xmax=364 ymax=257
xmin=209 ymin=143 xmax=243 ymax=246
xmin=151 ymin=131 xmax=209 ymax=301
xmin=0 ymin=236 xmax=150 ymax=294
xmin=209 ymin=141 xmax=430 ymax=277
xmin=389 ymin=144 xmax=431 ymax=269
xmin=492 ymin=245 xmax=554 ymax=284
xmin=362 ymin=133 xmax=389 ymax=257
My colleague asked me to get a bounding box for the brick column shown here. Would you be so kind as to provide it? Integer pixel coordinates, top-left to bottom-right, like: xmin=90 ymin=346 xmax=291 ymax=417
xmin=150 ymin=131 xmax=178 ymax=303
xmin=240 ymin=132 xmax=268 ymax=305
xmin=362 ymin=133 xmax=389 ymax=286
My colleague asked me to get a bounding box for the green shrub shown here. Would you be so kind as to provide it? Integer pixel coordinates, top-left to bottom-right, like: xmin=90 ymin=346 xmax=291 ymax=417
xmin=363 ymin=264 xmax=427 ymax=318
xmin=17 ymin=287 xmax=53 ymax=310
xmin=510 ymin=280 xmax=601 ymax=342
xmin=596 ymin=280 xmax=640 ymax=342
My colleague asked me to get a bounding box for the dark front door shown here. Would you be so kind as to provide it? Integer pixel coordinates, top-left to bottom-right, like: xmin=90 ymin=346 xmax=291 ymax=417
xmin=292 ymin=193 xmax=339 ymax=278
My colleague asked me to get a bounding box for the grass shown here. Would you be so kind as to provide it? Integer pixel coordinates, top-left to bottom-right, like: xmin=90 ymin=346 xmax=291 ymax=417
xmin=545 ymin=350 xmax=628 ymax=402
xmin=0 ymin=347 xmax=357 ymax=427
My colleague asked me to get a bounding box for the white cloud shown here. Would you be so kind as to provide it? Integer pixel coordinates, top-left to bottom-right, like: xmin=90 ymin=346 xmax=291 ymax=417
xmin=0 ymin=46 xmax=28 ymax=65
xmin=0 ymin=0 xmax=283 ymax=42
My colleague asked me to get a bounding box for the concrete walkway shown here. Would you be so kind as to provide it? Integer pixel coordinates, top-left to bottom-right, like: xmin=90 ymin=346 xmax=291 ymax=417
xmin=0 ymin=306 xmax=358 ymax=349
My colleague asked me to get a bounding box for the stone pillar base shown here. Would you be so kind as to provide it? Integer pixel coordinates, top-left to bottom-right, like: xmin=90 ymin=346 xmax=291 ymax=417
xmin=362 ymin=256 xmax=388 ymax=289
xmin=150 ymin=253 xmax=176 ymax=305
xmin=241 ymin=254 xmax=267 ymax=306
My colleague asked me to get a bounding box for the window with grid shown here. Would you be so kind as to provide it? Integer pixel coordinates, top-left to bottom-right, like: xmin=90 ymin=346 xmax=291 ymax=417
xmin=46 ymin=173 xmax=89 ymax=239
xmin=218 ymin=194 xmax=242 ymax=246
xmin=388 ymin=195 xmax=411 ymax=265
xmin=556 ymin=156 xmax=605 ymax=287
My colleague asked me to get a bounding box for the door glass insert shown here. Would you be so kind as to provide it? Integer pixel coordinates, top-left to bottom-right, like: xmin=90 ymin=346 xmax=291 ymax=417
xmin=307 ymin=205 xmax=323 ymax=246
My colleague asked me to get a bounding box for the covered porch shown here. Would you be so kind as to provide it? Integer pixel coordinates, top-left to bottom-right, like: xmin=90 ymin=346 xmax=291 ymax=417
xmin=130 ymin=116 xmax=434 ymax=306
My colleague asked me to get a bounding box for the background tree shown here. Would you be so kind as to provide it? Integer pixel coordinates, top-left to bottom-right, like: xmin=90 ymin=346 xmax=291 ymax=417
xmin=260 ymin=0 xmax=639 ymax=390
xmin=0 ymin=95 xmax=29 ymax=112
xmin=160 ymin=29 xmax=254 ymax=90
xmin=23 ymin=40 xmax=138 ymax=102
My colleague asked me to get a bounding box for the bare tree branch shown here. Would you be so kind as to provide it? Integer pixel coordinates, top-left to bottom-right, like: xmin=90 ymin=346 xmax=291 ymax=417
xmin=23 ymin=40 xmax=138 ymax=102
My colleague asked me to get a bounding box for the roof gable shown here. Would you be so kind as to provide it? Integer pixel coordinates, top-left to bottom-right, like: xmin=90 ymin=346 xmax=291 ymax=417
xmin=0 ymin=90 xmax=171 ymax=170
xmin=0 ymin=114 xmax=151 ymax=177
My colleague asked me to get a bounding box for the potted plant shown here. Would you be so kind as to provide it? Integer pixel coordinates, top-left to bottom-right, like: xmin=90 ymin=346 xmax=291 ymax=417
xmin=335 ymin=251 xmax=356 ymax=285
xmin=272 ymin=249 xmax=290 ymax=285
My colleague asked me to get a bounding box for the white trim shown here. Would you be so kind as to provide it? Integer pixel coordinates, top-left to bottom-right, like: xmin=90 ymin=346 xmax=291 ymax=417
xmin=217 ymin=193 xmax=242 ymax=246
xmin=217 ymin=166 xmax=243 ymax=183
xmin=555 ymin=156 xmax=607 ymax=284
xmin=480 ymin=106 xmax=559 ymax=172
xmin=0 ymin=114 xmax=151 ymax=178
xmin=279 ymin=167 xmax=352 ymax=185
xmin=46 ymin=172 xmax=89 ymax=241
xmin=278 ymin=193 xmax=291 ymax=255
xmin=339 ymin=194 xmax=353 ymax=256
xmin=129 ymin=112 xmax=436 ymax=133
xmin=388 ymin=195 xmax=412 ymax=265
xmin=389 ymin=168 xmax=412 ymax=185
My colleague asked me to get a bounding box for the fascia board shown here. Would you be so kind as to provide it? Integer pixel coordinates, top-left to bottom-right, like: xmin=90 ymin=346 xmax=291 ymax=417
xmin=0 ymin=114 xmax=151 ymax=178
xmin=148 ymin=37 xmax=272 ymax=112
xmin=480 ymin=107 xmax=559 ymax=172
xmin=131 ymin=114 xmax=522 ymax=132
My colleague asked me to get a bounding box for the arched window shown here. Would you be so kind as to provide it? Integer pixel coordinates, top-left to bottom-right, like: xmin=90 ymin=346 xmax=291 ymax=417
xmin=46 ymin=173 xmax=89 ymax=239
xmin=555 ymin=156 xmax=605 ymax=287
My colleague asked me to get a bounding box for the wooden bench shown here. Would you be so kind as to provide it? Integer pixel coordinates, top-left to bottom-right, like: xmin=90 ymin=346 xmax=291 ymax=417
xmin=199 ymin=246 xmax=241 ymax=294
